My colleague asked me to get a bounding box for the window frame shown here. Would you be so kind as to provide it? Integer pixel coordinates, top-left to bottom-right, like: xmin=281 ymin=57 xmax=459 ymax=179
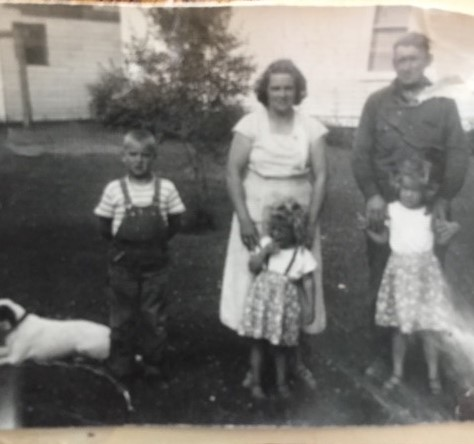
xmin=13 ymin=22 xmax=49 ymax=67
xmin=366 ymin=6 xmax=411 ymax=74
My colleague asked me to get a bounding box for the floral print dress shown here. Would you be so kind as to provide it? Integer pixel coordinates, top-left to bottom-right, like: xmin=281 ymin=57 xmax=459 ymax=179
xmin=239 ymin=238 xmax=317 ymax=346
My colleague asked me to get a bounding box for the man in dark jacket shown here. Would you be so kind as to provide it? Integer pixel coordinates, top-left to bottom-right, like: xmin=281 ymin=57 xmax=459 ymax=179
xmin=352 ymin=32 xmax=469 ymax=376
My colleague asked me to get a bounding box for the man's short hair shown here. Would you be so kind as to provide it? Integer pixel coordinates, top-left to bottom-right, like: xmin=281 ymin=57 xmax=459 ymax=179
xmin=123 ymin=129 xmax=156 ymax=152
xmin=393 ymin=32 xmax=431 ymax=54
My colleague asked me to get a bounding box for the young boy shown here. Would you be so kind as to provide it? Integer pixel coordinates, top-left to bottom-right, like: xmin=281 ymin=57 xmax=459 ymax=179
xmin=94 ymin=129 xmax=185 ymax=383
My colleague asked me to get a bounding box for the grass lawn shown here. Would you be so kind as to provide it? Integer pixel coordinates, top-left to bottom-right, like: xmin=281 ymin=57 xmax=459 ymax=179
xmin=0 ymin=123 xmax=473 ymax=427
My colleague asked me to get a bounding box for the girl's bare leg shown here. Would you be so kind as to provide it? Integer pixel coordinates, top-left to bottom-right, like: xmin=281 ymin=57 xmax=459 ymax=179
xmin=421 ymin=331 xmax=441 ymax=394
xmin=249 ymin=340 xmax=265 ymax=399
xmin=393 ymin=330 xmax=408 ymax=378
xmin=275 ymin=346 xmax=291 ymax=398
xmin=385 ymin=329 xmax=407 ymax=389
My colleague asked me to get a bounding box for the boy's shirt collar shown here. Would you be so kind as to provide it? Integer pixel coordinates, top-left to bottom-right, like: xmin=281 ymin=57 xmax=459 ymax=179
xmin=126 ymin=174 xmax=156 ymax=185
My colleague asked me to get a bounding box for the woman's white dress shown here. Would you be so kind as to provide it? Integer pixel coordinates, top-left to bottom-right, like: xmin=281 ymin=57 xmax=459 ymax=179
xmin=219 ymin=107 xmax=328 ymax=335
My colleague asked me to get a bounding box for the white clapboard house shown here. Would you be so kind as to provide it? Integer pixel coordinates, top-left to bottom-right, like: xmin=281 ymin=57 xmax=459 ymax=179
xmin=0 ymin=4 xmax=121 ymax=124
xmin=1 ymin=4 xmax=472 ymax=127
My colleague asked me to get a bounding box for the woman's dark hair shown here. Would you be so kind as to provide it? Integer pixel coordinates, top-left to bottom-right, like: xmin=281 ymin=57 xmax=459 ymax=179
xmin=254 ymin=59 xmax=307 ymax=106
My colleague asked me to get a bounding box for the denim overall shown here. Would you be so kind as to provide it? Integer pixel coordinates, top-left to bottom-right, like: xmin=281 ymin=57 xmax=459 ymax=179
xmin=108 ymin=177 xmax=169 ymax=378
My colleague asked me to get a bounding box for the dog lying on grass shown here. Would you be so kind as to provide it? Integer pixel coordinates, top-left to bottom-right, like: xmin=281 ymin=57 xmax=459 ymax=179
xmin=0 ymin=299 xmax=110 ymax=365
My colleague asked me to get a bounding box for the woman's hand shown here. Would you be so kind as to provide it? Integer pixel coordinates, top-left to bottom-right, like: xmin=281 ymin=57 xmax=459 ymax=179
xmin=239 ymin=216 xmax=259 ymax=251
xmin=226 ymin=132 xmax=257 ymax=250
xmin=262 ymin=239 xmax=280 ymax=256
xmin=306 ymin=136 xmax=327 ymax=249
xmin=305 ymin=222 xmax=316 ymax=248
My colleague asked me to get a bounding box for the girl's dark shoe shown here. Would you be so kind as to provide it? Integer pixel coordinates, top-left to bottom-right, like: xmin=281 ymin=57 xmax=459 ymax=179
xmin=242 ymin=370 xmax=253 ymax=388
xmin=277 ymin=383 xmax=291 ymax=399
xmin=429 ymin=377 xmax=442 ymax=395
xmin=250 ymin=384 xmax=266 ymax=400
xmin=294 ymin=363 xmax=317 ymax=390
xmin=383 ymin=374 xmax=402 ymax=391
xmin=242 ymin=371 xmax=265 ymax=399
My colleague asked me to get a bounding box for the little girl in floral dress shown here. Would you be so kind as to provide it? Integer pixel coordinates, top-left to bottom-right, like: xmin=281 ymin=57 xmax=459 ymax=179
xmin=238 ymin=199 xmax=317 ymax=399
xmin=364 ymin=160 xmax=459 ymax=395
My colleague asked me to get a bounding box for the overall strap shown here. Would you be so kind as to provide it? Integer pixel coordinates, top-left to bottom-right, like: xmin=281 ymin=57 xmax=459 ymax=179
xmin=152 ymin=177 xmax=161 ymax=206
xmin=284 ymin=247 xmax=299 ymax=276
xmin=119 ymin=178 xmax=132 ymax=207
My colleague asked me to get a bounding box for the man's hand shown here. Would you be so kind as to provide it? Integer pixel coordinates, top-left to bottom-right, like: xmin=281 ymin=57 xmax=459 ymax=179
xmin=432 ymin=197 xmax=449 ymax=221
xmin=434 ymin=219 xmax=460 ymax=245
xmin=366 ymin=194 xmax=387 ymax=231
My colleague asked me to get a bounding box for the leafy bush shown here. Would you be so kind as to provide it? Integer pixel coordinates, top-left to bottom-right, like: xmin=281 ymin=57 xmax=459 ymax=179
xmin=88 ymin=66 xmax=129 ymax=126
xmin=325 ymin=125 xmax=355 ymax=148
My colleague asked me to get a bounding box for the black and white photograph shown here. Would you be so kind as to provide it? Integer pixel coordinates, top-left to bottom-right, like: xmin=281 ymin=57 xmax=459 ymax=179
xmin=0 ymin=0 xmax=474 ymax=431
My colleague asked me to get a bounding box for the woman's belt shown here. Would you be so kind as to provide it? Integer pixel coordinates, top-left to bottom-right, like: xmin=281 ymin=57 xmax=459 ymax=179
xmin=246 ymin=168 xmax=310 ymax=180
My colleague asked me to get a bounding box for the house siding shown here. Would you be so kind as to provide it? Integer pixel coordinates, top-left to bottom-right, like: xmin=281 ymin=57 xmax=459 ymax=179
xmin=0 ymin=6 xmax=121 ymax=122
xmin=122 ymin=6 xmax=474 ymax=128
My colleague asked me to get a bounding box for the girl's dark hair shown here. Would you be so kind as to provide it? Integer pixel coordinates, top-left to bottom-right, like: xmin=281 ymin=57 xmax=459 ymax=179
xmin=393 ymin=157 xmax=439 ymax=205
xmin=268 ymin=199 xmax=307 ymax=246
xmin=254 ymin=59 xmax=307 ymax=106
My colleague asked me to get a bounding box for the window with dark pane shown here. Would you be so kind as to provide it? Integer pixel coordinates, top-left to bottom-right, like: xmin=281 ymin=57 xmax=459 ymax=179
xmin=368 ymin=6 xmax=411 ymax=71
xmin=16 ymin=23 xmax=48 ymax=66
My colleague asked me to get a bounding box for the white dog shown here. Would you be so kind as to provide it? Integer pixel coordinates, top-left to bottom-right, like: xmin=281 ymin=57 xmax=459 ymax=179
xmin=0 ymin=299 xmax=110 ymax=365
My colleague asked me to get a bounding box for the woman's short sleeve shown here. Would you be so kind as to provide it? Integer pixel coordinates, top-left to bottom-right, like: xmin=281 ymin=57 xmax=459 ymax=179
xmin=233 ymin=112 xmax=257 ymax=140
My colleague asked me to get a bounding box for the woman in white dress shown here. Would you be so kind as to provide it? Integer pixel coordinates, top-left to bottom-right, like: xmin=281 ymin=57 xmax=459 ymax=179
xmin=219 ymin=59 xmax=328 ymax=387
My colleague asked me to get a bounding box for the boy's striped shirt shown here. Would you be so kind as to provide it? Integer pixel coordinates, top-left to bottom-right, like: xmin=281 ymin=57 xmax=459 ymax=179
xmin=94 ymin=176 xmax=185 ymax=235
